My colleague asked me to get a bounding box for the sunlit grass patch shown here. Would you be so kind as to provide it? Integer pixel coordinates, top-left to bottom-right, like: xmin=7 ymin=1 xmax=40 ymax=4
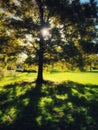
xmin=0 ymin=72 xmax=37 ymax=87
xmin=23 ymin=98 xmax=30 ymax=106
xmin=0 ymin=106 xmax=17 ymax=124
xmin=55 ymin=94 xmax=68 ymax=100
xmin=0 ymin=71 xmax=98 ymax=87
xmin=39 ymin=97 xmax=53 ymax=107
xmin=45 ymin=72 xmax=98 ymax=85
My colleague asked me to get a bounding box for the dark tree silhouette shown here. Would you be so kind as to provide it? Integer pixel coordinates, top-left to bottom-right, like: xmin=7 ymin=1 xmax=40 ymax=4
xmin=0 ymin=0 xmax=97 ymax=84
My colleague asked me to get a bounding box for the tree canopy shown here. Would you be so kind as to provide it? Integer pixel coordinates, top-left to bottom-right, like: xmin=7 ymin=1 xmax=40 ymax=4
xmin=0 ymin=0 xmax=97 ymax=84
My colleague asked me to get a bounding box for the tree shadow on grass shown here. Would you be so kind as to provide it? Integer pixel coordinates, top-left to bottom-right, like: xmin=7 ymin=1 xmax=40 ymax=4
xmin=0 ymin=81 xmax=98 ymax=130
xmin=0 ymin=81 xmax=42 ymax=130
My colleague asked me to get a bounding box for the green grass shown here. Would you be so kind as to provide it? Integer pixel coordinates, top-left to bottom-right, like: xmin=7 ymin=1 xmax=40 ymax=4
xmin=0 ymin=71 xmax=98 ymax=130
xmin=0 ymin=71 xmax=98 ymax=87
xmin=45 ymin=72 xmax=98 ymax=85
xmin=0 ymin=72 xmax=37 ymax=87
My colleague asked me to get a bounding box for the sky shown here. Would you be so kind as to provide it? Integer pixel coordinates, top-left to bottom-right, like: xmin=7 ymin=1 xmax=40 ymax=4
xmin=81 ymin=0 xmax=98 ymax=4
xmin=80 ymin=0 xmax=89 ymax=3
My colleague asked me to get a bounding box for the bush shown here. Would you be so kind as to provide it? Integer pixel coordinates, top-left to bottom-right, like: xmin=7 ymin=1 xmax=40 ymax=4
xmin=23 ymin=69 xmax=37 ymax=73
xmin=0 ymin=70 xmax=5 ymax=77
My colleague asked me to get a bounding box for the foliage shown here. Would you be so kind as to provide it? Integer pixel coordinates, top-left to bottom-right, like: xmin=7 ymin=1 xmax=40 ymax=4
xmin=0 ymin=0 xmax=97 ymax=83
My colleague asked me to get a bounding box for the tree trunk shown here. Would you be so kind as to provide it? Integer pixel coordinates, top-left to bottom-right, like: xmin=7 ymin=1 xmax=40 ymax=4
xmin=36 ymin=0 xmax=45 ymax=85
xmin=36 ymin=39 xmax=44 ymax=85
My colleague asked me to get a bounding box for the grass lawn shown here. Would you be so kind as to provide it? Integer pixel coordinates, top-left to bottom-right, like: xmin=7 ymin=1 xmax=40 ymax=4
xmin=45 ymin=71 xmax=98 ymax=85
xmin=0 ymin=71 xmax=98 ymax=130
xmin=0 ymin=71 xmax=98 ymax=87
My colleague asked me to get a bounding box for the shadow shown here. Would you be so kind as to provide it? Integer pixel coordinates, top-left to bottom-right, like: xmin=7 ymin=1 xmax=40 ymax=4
xmin=0 ymin=81 xmax=98 ymax=130
xmin=0 ymin=81 xmax=42 ymax=130
xmin=85 ymin=71 xmax=98 ymax=73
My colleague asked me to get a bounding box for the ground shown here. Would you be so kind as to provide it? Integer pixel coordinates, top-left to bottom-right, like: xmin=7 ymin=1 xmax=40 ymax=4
xmin=0 ymin=71 xmax=98 ymax=130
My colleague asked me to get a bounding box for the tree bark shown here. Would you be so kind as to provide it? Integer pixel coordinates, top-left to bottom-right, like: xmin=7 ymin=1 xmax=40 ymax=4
xmin=36 ymin=38 xmax=44 ymax=84
xmin=36 ymin=0 xmax=44 ymax=85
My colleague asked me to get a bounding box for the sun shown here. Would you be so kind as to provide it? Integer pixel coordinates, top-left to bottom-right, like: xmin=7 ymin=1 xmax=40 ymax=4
xmin=41 ymin=28 xmax=50 ymax=38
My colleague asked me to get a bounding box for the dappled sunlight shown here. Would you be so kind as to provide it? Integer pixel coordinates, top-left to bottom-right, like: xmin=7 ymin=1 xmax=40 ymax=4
xmin=1 ymin=107 xmax=17 ymax=124
xmin=0 ymin=81 xmax=98 ymax=129
xmin=0 ymin=0 xmax=97 ymax=129
xmin=0 ymin=82 xmax=35 ymax=128
xmin=22 ymin=98 xmax=30 ymax=106
xmin=36 ymin=82 xmax=98 ymax=129
xmin=55 ymin=94 xmax=68 ymax=100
